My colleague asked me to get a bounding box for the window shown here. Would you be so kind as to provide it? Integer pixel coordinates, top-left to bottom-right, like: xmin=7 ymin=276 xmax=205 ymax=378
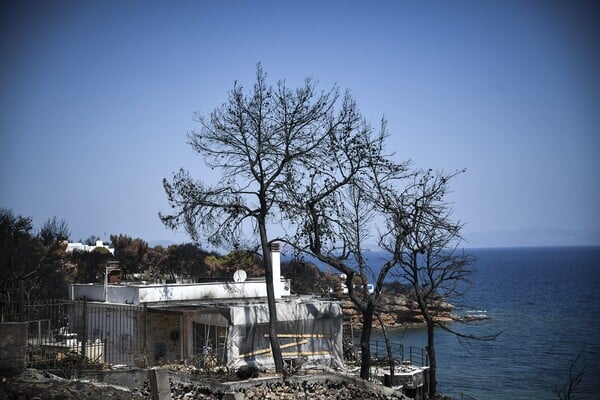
xmin=192 ymin=322 xmax=227 ymax=364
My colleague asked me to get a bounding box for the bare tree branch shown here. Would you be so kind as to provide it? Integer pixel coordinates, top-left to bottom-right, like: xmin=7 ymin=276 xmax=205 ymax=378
xmin=160 ymin=64 xmax=374 ymax=372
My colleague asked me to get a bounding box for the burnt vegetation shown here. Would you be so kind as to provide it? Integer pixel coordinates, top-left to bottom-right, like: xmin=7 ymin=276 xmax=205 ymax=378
xmin=1 ymin=207 xmax=416 ymax=307
xmin=0 ymin=207 xmax=346 ymax=302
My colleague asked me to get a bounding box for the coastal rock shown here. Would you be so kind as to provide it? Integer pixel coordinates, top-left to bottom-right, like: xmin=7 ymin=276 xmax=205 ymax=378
xmin=340 ymin=294 xmax=454 ymax=329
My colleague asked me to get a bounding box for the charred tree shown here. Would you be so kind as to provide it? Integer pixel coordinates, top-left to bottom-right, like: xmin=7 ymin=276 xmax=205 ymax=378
xmin=160 ymin=64 xmax=371 ymax=372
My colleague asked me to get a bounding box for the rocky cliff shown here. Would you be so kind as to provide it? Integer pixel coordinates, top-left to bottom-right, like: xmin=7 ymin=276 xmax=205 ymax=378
xmin=338 ymin=294 xmax=455 ymax=329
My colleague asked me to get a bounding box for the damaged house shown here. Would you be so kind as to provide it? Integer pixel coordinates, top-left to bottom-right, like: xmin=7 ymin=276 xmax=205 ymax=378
xmin=68 ymin=243 xmax=345 ymax=370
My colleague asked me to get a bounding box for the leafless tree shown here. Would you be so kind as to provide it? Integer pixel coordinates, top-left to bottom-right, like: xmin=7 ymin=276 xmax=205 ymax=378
xmin=160 ymin=64 xmax=370 ymax=372
xmin=282 ymin=120 xmax=409 ymax=379
xmin=381 ymin=169 xmax=497 ymax=398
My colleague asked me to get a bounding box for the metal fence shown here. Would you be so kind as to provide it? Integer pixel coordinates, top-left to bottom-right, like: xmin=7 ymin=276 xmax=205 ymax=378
xmin=1 ymin=297 xmax=147 ymax=370
xmin=370 ymin=339 xmax=429 ymax=367
xmin=68 ymin=299 xmax=147 ymax=366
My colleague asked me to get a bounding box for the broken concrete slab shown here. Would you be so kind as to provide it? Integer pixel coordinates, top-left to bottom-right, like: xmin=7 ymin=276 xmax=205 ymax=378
xmin=148 ymin=367 xmax=170 ymax=400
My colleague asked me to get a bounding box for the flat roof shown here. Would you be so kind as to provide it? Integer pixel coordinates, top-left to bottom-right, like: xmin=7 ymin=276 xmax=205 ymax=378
xmin=130 ymin=294 xmax=340 ymax=312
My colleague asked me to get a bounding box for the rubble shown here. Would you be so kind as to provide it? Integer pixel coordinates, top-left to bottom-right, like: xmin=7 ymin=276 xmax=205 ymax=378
xmin=0 ymin=369 xmax=143 ymax=399
xmin=1 ymin=366 xmax=411 ymax=400
xmin=168 ymin=375 xmax=410 ymax=400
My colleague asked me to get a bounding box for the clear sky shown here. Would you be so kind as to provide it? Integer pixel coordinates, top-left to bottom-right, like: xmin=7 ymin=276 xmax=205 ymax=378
xmin=1 ymin=0 xmax=599 ymax=248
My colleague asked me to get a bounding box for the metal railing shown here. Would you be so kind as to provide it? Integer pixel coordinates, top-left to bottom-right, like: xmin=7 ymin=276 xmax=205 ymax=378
xmin=368 ymin=339 xmax=429 ymax=367
xmin=2 ymin=297 xmax=147 ymax=372
xmin=68 ymin=299 xmax=146 ymax=366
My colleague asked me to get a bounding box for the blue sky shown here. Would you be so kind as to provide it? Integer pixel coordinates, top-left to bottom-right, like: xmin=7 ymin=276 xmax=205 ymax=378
xmin=1 ymin=0 xmax=599 ymax=248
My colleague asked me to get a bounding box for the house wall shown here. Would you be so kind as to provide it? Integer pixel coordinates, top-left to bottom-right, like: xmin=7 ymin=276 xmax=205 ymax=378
xmin=70 ymin=284 xmax=107 ymax=302
xmin=59 ymin=297 xmax=343 ymax=370
xmin=66 ymin=241 xmax=115 ymax=255
xmin=147 ymin=312 xmax=181 ymax=365
xmin=137 ymin=280 xmax=279 ymax=303
xmin=106 ymin=286 xmax=139 ymax=304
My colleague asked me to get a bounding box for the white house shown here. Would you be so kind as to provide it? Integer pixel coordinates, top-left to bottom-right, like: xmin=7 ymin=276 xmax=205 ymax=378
xmin=66 ymin=240 xmax=115 ymax=255
xmin=67 ymin=242 xmax=345 ymax=369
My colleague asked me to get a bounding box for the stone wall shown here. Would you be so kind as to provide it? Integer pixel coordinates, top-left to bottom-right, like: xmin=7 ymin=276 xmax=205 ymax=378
xmin=147 ymin=312 xmax=181 ymax=365
xmin=0 ymin=322 xmax=27 ymax=375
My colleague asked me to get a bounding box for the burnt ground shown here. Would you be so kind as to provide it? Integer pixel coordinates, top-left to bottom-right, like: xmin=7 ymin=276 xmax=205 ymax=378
xmin=0 ymin=369 xmax=143 ymax=399
xmin=0 ymin=367 xmax=412 ymax=400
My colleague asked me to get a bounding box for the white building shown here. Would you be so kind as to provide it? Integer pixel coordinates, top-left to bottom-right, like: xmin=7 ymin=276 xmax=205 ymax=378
xmin=67 ymin=242 xmax=344 ymax=369
xmin=66 ymin=240 xmax=115 ymax=255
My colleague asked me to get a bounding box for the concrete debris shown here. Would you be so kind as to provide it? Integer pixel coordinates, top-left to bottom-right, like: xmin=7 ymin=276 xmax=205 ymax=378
xmin=1 ymin=367 xmax=411 ymax=400
xmin=0 ymin=369 xmax=141 ymax=400
xmin=168 ymin=375 xmax=410 ymax=400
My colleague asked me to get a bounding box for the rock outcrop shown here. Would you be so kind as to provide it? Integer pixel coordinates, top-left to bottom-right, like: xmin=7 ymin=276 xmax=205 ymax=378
xmin=338 ymin=294 xmax=455 ymax=329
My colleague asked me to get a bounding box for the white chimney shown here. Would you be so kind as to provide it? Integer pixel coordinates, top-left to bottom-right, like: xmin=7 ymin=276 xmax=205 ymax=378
xmin=270 ymin=242 xmax=282 ymax=299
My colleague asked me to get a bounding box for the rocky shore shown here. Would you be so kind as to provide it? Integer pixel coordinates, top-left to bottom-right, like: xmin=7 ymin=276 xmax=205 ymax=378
xmin=339 ymin=294 xmax=455 ymax=329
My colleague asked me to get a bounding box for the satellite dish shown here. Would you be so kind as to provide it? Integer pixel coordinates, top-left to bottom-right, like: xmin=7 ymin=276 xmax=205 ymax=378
xmin=233 ymin=270 xmax=247 ymax=283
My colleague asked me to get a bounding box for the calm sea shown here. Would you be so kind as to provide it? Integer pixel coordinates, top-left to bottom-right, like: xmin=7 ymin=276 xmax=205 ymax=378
xmin=371 ymin=246 xmax=600 ymax=400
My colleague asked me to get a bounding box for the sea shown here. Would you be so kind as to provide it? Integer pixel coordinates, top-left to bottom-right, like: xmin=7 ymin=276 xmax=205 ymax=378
xmin=368 ymin=246 xmax=600 ymax=400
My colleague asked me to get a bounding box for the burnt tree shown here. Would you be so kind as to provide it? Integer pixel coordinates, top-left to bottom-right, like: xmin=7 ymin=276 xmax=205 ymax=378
xmin=160 ymin=64 xmax=370 ymax=372
xmin=382 ymin=169 xmax=497 ymax=398
xmin=282 ymin=120 xmax=409 ymax=379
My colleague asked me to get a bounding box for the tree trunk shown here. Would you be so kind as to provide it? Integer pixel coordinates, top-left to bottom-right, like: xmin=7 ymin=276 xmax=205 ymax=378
xmin=259 ymin=222 xmax=284 ymax=373
xmin=264 ymin=252 xmax=284 ymax=373
xmin=415 ymin=281 xmax=437 ymax=399
xmin=376 ymin=313 xmax=395 ymax=384
xmin=426 ymin=320 xmax=437 ymax=399
xmin=359 ymin=303 xmax=374 ymax=379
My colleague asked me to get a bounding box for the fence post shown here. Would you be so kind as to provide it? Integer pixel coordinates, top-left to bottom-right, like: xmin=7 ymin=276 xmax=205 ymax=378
xmin=399 ymin=343 xmax=404 ymax=362
xmin=81 ymin=297 xmax=87 ymax=363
